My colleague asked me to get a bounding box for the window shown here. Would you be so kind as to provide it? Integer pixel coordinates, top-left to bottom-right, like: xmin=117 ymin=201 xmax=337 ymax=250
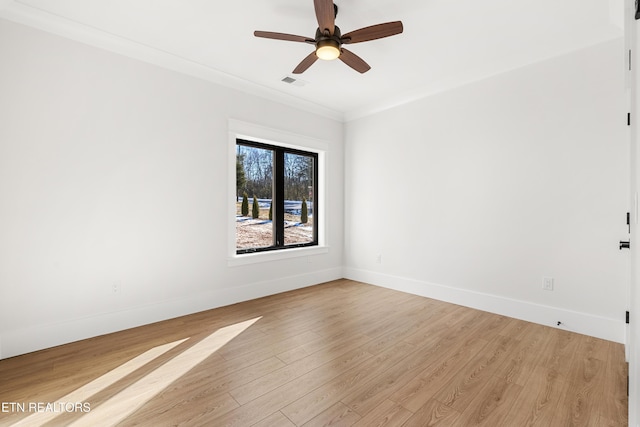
xmin=236 ymin=139 xmax=318 ymax=254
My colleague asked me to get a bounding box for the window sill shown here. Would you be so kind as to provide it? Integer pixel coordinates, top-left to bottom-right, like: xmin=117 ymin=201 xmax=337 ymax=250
xmin=227 ymin=245 xmax=329 ymax=267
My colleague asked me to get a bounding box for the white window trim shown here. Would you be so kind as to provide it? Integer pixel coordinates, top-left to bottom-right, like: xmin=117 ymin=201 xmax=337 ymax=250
xmin=227 ymin=119 xmax=328 ymax=266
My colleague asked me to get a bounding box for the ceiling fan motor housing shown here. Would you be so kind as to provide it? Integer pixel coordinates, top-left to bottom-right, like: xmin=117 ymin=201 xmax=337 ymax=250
xmin=315 ymin=26 xmax=341 ymax=43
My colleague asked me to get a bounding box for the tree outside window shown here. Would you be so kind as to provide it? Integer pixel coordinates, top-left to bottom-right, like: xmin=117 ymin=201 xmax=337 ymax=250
xmin=236 ymin=139 xmax=317 ymax=253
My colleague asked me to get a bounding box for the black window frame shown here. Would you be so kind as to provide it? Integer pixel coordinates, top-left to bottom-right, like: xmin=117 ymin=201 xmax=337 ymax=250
xmin=236 ymin=138 xmax=319 ymax=254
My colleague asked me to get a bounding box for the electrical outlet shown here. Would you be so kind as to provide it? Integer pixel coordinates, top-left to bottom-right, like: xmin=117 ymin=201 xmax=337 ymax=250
xmin=375 ymin=254 xmax=382 ymax=264
xmin=112 ymin=281 xmax=121 ymax=294
xmin=542 ymin=277 xmax=554 ymax=291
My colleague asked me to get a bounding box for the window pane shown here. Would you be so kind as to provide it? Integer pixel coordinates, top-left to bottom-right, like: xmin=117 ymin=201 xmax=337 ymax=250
xmin=284 ymin=152 xmax=314 ymax=246
xmin=236 ymin=145 xmax=274 ymax=251
xmin=235 ymin=138 xmax=318 ymax=255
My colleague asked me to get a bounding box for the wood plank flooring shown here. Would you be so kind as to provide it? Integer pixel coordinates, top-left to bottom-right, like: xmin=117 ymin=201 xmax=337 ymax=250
xmin=0 ymin=279 xmax=628 ymax=426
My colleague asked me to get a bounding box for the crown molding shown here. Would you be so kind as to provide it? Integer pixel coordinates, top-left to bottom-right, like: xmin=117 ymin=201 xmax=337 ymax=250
xmin=0 ymin=1 xmax=345 ymax=122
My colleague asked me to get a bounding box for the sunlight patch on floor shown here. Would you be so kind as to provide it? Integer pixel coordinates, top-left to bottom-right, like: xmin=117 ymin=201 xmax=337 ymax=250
xmin=70 ymin=316 xmax=261 ymax=426
xmin=11 ymin=338 xmax=188 ymax=426
xmin=9 ymin=316 xmax=261 ymax=426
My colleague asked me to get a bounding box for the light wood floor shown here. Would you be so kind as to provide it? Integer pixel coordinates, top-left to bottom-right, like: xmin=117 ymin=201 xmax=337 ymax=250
xmin=0 ymin=280 xmax=628 ymax=426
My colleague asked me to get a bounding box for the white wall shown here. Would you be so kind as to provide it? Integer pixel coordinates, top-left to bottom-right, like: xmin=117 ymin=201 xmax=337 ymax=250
xmin=0 ymin=19 xmax=344 ymax=359
xmin=344 ymin=38 xmax=629 ymax=343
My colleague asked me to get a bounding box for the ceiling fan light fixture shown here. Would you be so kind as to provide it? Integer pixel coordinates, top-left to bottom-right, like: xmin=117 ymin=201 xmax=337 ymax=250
xmin=316 ymin=39 xmax=340 ymax=60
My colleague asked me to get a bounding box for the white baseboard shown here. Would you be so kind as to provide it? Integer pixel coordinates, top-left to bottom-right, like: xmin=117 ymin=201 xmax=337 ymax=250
xmin=0 ymin=267 xmax=343 ymax=359
xmin=1 ymin=266 xmax=623 ymax=359
xmin=344 ymin=267 xmax=625 ymax=344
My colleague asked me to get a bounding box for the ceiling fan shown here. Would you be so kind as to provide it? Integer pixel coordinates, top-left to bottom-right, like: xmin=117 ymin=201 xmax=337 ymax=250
xmin=254 ymin=0 xmax=403 ymax=74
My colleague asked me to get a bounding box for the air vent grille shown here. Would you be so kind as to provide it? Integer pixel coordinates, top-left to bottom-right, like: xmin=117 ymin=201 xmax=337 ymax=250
xmin=280 ymin=76 xmax=308 ymax=87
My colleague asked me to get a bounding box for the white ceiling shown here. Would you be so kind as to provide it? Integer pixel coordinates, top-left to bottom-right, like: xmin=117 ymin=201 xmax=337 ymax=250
xmin=0 ymin=0 xmax=624 ymax=121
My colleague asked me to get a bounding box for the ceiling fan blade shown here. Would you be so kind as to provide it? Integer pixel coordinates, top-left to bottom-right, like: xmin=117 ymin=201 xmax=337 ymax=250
xmin=314 ymin=0 xmax=335 ymax=35
xmin=293 ymin=51 xmax=319 ymax=74
xmin=341 ymin=21 xmax=403 ymax=44
xmin=254 ymin=31 xmax=315 ymax=44
xmin=339 ymin=48 xmax=371 ymax=73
